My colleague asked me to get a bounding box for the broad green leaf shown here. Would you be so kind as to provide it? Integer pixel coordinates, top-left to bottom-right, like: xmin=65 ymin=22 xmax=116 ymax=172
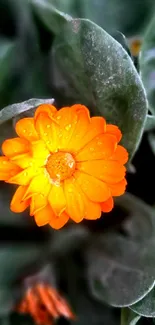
xmin=31 ymin=0 xmax=72 ymax=34
xmin=140 ymin=16 xmax=155 ymax=114
xmin=121 ymin=308 xmax=141 ymax=325
xmin=0 ymin=98 xmax=54 ymax=124
xmin=145 ymin=114 xmax=155 ymax=131
xmin=52 ymin=18 xmax=148 ymax=158
xmin=39 ymin=0 xmax=155 ymax=37
xmin=86 ymin=194 xmax=155 ymax=307
xmin=0 ymin=39 xmax=16 ymax=89
xmin=130 ymin=286 xmax=155 ymax=317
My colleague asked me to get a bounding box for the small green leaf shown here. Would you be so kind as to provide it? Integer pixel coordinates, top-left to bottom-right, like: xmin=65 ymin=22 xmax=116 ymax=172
xmin=52 ymin=18 xmax=148 ymax=158
xmin=130 ymin=285 xmax=155 ymax=317
xmin=140 ymin=16 xmax=155 ymax=114
xmin=86 ymin=194 xmax=155 ymax=307
xmin=0 ymin=98 xmax=54 ymax=124
xmin=121 ymin=308 xmax=141 ymax=325
xmin=31 ymin=0 xmax=72 ymax=34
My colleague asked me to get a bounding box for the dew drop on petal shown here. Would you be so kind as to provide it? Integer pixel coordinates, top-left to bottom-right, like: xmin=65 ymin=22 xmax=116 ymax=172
xmin=65 ymin=124 xmax=72 ymax=131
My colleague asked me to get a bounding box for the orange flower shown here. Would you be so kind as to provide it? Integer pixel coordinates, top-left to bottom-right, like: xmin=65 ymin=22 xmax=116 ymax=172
xmin=0 ymin=104 xmax=128 ymax=229
xmin=16 ymin=283 xmax=75 ymax=325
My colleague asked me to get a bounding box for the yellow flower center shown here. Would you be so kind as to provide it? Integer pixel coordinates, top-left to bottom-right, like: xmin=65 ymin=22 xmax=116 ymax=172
xmin=46 ymin=152 xmax=75 ymax=181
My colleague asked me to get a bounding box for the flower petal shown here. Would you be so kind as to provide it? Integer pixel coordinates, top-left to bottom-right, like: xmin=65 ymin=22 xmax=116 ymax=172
xmin=112 ymin=145 xmax=128 ymax=164
xmin=76 ymin=134 xmax=116 ymax=161
xmin=48 ymin=184 xmax=66 ymax=216
xmin=75 ymin=171 xmax=110 ymax=202
xmin=2 ymin=138 xmax=30 ymax=158
xmin=35 ymin=112 xmax=59 ymax=152
xmin=30 ymin=194 xmax=48 ymax=215
xmin=49 ymin=211 xmax=69 ymax=230
xmin=55 ymin=106 xmax=78 ymax=150
xmin=106 ymin=124 xmax=122 ymax=142
xmin=10 ymin=185 xmax=30 ymax=213
xmin=34 ymin=204 xmax=69 ymax=229
xmin=35 ymin=104 xmax=57 ymax=120
xmin=70 ymin=116 xmax=106 ymax=154
xmin=109 ymin=178 xmax=127 ymax=196
xmin=7 ymin=166 xmax=42 ymax=185
xmin=15 ymin=118 xmax=39 ymax=141
xmin=64 ymin=177 xmax=85 ymax=222
xmin=76 ymin=116 xmax=106 ymax=152
xmin=31 ymin=140 xmax=49 ymax=165
xmin=77 ymin=160 xmax=126 ymax=184
xmin=11 ymin=153 xmax=34 ymax=169
xmin=34 ymin=204 xmax=53 ymax=226
xmin=101 ymin=197 xmax=114 ymax=212
xmin=82 ymin=193 xmax=101 ymax=220
xmin=23 ymin=171 xmax=51 ymax=199
xmin=0 ymin=156 xmax=21 ymax=181
xmin=66 ymin=105 xmax=90 ymax=152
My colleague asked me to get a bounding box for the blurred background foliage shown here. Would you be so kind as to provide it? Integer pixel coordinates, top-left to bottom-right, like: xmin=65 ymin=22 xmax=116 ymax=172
xmin=1 ymin=1 xmax=155 ymax=325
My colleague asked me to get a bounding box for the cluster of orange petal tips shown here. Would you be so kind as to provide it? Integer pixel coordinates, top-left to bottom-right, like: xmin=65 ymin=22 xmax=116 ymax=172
xmin=17 ymin=283 xmax=75 ymax=325
xmin=0 ymin=104 xmax=128 ymax=229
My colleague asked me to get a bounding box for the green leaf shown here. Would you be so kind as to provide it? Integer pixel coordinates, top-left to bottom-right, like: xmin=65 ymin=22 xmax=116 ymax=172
xmin=145 ymin=114 xmax=155 ymax=131
xmin=0 ymin=98 xmax=54 ymax=124
xmin=140 ymin=16 xmax=155 ymax=115
xmin=115 ymin=193 xmax=155 ymax=241
xmin=121 ymin=308 xmax=141 ymax=325
xmin=130 ymin=286 xmax=155 ymax=317
xmin=31 ymin=0 xmax=72 ymax=34
xmin=52 ymin=18 xmax=148 ymax=158
xmin=0 ymin=39 xmax=16 ymax=89
xmin=86 ymin=193 xmax=155 ymax=307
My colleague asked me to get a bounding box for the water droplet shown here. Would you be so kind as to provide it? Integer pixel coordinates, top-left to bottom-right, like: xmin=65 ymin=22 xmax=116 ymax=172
xmin=90 ymin=147 xmax=94 ymax=151
xmin=23 ymin=172 xmax=27 ymax=177
xmin=68 ymin=188 xmax=72 ymax=193
xmin=65 ymin=124 xmax=71 ymax=131
xmin=44 ymin=132 xmax=48 ymax=136
xmin=47 ymin=124 xmax=51 ymax=128
xmin=97 ymin=141 xmax=102 ymax=145
xmin=23 ymin=129 xmax=26 ymax=133
xmin=57 ymin=115 xmax=61 ymax=120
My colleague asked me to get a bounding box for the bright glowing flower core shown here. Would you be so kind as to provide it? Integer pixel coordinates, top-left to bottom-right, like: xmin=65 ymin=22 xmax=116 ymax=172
xmin=46 ymin=152 xmax=76 ymax=181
